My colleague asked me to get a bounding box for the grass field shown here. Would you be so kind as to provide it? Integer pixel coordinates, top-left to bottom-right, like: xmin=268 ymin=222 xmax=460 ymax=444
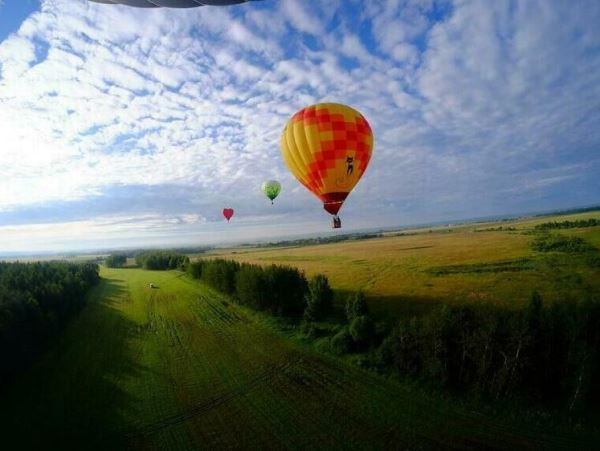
xmin=1 ymin=266 xmax=594 ymax=450
xmin=206 ymin=212 xmax=600 ymax=316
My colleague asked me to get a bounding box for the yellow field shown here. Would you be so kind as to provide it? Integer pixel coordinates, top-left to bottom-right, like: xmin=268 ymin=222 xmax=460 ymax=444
xmin=206 ymin=212 xmax=600 ymax=316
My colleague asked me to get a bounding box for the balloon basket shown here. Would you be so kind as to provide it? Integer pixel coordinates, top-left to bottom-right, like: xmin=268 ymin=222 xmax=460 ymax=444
xmin=332 ymin=216 xmax=342 ymax=229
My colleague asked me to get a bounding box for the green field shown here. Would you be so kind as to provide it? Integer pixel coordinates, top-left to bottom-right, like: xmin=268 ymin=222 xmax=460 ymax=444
xmin=207 ymin=212 xmax=600 ymax=316
xmin=1 ymin=266 xmax=594 ymax=450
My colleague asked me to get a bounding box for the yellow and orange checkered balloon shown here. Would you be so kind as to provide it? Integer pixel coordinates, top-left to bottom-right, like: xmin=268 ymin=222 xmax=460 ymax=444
xmin=281 ymin=103 xmax=374 ymax=216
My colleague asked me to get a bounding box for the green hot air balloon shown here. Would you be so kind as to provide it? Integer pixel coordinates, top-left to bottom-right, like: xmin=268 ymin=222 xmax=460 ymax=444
xmin=261 ymin=180 xmax=281 ymax=205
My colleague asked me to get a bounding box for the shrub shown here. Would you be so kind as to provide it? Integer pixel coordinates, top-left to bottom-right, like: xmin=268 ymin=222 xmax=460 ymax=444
xmin=330 ymin=329 xmax=353 ymax=355
xmin=534 ymin=219 xmax=600 ymax=230
xmin=345 ymin=291 xmax=369 ymax=321
xmin=105 ymin=254 xmax=127 ymax=268
xmin=235 ymin=264 xmax=267 ymax=309
xmin=202 ymin=259 xmax=240 ymax=294
xmin=187 ymin=261 xmax=203 ymax=279
xmin=314 ymin=337 xmax=332 ymax=354
xmin=196 ymin=260 xmax=308 ymax=317
xmin=300 ymin=321 xmax=319 ymax=339
xmin=304 ymin=274 xmax=333 ymax=321
xmin=263 ymin=265 xmax=308 ymax=316
xmin=531 ymin=234 xmax=595 ymax=253
xmin=585 ymin=254 xmax=600 ymax=268
xmin=349 ymin=315 xmax=375 ymax=348
xmin=377 ymin=318 xmax=422 ymax=377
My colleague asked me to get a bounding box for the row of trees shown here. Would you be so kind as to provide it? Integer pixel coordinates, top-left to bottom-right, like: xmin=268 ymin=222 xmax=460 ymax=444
xmin=188 ymin=258 xmax=599 ymax=410
xmin=302 ymin=286 xmax=599 ymax=411
xmin=135 ymin=251 xmax=189 ymax=270
xmin=365 ymin=294 xmax=599 ymax=411
xmin=189 ymin=259 xmax=375 ymax=351
xmin=320 ymin=291 xmax=599 ymax=411
xmin=188 ymin=259 xmax=334 ymax=318
xmin=0 ymin=262 xmax=100 ymax=384
xmin=474 ymin=226 xmax=516 ymax=232
xmin=255 ymin=232 xmax=382 ymax=249
xmin=531 ymin=234 xmax=596 ymax=253
xmin=329 ymin=292 xmax=376 ymax=354
xmin=105 ymin=254 xmax=127 ymax=268
xmin=535 ymin=218 xmax=600 ymax=230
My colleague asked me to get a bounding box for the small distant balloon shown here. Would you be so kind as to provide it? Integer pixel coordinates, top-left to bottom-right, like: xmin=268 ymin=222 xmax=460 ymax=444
xmin=223 ymin=208 xmax=234 ymax=222
xmin=261 ymin=180 xmax=281 ymax=205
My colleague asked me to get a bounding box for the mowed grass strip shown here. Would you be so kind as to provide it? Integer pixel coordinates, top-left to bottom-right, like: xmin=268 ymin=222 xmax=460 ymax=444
xmin=0 ymin=267 xmax=594 ymax=450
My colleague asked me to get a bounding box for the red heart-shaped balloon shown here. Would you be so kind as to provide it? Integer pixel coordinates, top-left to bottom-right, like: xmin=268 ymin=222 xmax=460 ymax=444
xmin=223 ymin=208 xmax=234 ymax=221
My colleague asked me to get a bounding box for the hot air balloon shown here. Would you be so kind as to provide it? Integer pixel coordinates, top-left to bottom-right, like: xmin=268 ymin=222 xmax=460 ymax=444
xmin=87 ymin=0 xmax=259 ymax=8
xmin=281 ymin=103 xmax=373 ymax=229
xmin=223 ymin=208 xmax=234 ymax=222
xmin=261 ymin=180 xmax=281 ymax=205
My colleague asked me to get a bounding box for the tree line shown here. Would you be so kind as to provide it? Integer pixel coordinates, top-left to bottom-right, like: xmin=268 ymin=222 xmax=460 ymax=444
xmin=534 ymin=218 xmax=600 ymax=230
xmin=309 ymin=289 xmax=599 ymax=412
xmin=531 ymin=234 xmax=596 ymax=253
xmin=384 ymin=294 xmax=599 ymax=410
xmin=0 ymin=262 xmax=100 ymax=385
xmin=135 ymin=251 xmax=189 ymax=270
xmin=187 ymin=259 xmax=334 ymax=319
xmin=474 ymin=226 xmax=516 ymax=232
xmin=105 ymin=254 xmax=127 ymax=268
xmin=243 ymin=232 xmax=382 ymax=249
xmin=187 ymin=259 xmax=599 ymax=411
xmin=332 ymin=292 xmax=599 ymax=412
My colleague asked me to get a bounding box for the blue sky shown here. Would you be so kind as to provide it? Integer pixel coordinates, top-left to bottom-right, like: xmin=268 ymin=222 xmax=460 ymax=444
xmin=0 ymin=0 xmax=599 ymax=253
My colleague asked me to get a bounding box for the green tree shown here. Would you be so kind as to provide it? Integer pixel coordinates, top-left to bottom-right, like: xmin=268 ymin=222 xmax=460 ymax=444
xmin=304 ymin=274 xmax=333 ymax=321
xmin=187 ymin=261 xmax=203 ymax=279
xmin=235 ymin=264 xmax=267 ymax=310
xmin=345 ymin=291 xmax=368 ymax=321
xmin=330 ymin=329 xmax=353 ymax=355
xmin=105 ymin=254 xmax=127 ymax=268
xmin=349 ymin=315 xmax=375 ymax=348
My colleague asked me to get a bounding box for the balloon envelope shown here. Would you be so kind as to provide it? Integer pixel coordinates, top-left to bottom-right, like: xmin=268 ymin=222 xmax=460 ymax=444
xmin=280 ymin=103 xmax=374 ymax=216
xmin=223 ymin=208 xmax=234 ymax=221
xmin=88 ymin=0 xmax=259 ymax=8
xmin=261 ymin=180 xmax=281 ymax=203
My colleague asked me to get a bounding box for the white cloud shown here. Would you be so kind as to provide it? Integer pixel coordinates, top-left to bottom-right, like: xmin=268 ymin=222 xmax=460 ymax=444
xmin=0 ymin=35 xmax=36 ymax=80
xmin=280 ymin=0 xmax=324 ymax=36
xmin=365 ymin=0 xmax=438 ymax=61
xmin=0 ymin=0 xmax=599 ymax=252
xmin=0 ymin=213 xmax=206 ymax=252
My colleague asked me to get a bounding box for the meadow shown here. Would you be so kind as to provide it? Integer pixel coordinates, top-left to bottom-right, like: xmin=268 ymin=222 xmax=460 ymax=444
xmin=205 ymin=211 xmax=600 ymax=317
xmin=1 ymin=266 xmax=594 ymax=450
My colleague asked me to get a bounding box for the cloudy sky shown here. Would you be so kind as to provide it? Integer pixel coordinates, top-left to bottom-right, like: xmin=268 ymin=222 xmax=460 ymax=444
xmin=0 ymin=0 xmax=599 ymax=253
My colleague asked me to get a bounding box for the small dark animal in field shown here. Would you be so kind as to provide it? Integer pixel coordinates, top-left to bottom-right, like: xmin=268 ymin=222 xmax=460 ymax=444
xmin=149 ymin=283 xmax=159 ymax=289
